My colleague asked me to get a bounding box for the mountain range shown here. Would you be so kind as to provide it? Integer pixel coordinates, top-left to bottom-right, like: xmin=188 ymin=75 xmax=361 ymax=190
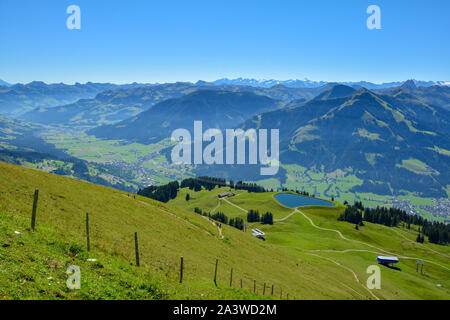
xmin=207 ymin=78 xmax=449 ymax=90
xmin=379 ymin=80 xmax=450 ymax=111
xmin=89 ymin=90 xmax=284 ymax=143
xmin=2 ymin=78 xmax=448 ymax=120
xmin=0 ymin=81 xmax=149 ymax=117
xmin=239 ymin=85 xmax=450 ymax=198
xmin=1 ymin=78 xmax=449 ymax=201
xmin=86 ymin=83 xmax=450 ymax=198
xmin=19 ymin=82 xmax=336 ymax=126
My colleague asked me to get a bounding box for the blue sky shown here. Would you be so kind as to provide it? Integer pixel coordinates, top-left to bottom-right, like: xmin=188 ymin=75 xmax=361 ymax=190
xmin=1 ymin=0 xmax=449 ymax=84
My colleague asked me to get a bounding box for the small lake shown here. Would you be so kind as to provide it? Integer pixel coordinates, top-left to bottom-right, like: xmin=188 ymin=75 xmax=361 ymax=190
xmin=274 ymin=193 xmax=335 ymax=208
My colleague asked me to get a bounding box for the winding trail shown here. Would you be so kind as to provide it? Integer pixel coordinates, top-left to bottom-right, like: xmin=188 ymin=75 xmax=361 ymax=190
xmin=274 ymin=208 xmax=299 ymax=222
xmin=224 ymin=196 xmax=299 ymax=222
xmin=222 ymin=197 xmax=449 ymax=271
xmin=206 ymin=197 xmax=231 ymax=239
xmin=304 ymin=252 xmax=380 ymax=300
xmin=133 ymin=192 xmax=448 ymax=298
xmin=201 ymin=216 xmax=224 ymax=239
xmin=390 ymin=228 xmax=450 ymax=259
xmin=211 ymin=199 xmax=222 ymax=214
xmin=297 ymin=210 xmax=450 ymax=272
xmin=297 ymin=209 xmax=394 ymax=255
xmin=222 ymin=197 xmax=248 ymax=213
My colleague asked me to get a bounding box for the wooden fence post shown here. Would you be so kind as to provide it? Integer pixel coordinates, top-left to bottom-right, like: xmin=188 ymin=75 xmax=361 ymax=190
xmin=271 ymin=284 xmax=274 ymax=296
xmin=214 ymin=259 xmax=218 ymax=286
xmin=31 ymin=189 xmax=39 ymax=231
xmin=253 ymin=280 xmax=256 ymax=293
xmin=229 ymin=268 xmax=233 ymax=287
xmin=240 ymin=279 xmax=243 ymax=289
xmin=86 ymin=212 xmax=90 ymax=251
xmin=263 ymin=282 xmax=266 ymax=295
xmin=180 ymin=257 xmax=184 ymax=283
xmin=135 ymin=232 xmax=140 ymax=267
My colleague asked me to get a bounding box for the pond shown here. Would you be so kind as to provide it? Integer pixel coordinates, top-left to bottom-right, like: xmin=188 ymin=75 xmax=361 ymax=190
xmin=274 ymin=193 xmax=335 ymax=208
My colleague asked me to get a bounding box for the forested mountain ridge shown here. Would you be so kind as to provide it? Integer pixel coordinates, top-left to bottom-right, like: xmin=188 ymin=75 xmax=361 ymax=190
xmin=89 ymin=90 xmax=285 ymax=142
xmin=240 ymin=86 xmax=450 ymax=198
xmin=0 ymin=81 xmax=147 ymax=117
xmin=19 ymin=82 xmax=334 ymax=126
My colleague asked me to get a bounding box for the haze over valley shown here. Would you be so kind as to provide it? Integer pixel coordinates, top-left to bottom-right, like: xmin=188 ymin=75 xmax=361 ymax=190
xmin=1 ymin=78 xmax=449 ymax=222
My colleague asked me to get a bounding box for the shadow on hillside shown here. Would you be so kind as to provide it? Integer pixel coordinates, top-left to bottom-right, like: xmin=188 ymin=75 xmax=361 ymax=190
xmin=379 ymin=263 xmax=401 ymax=271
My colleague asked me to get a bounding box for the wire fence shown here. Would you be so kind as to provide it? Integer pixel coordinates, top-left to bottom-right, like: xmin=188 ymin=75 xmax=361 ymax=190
xmin=28 ymin=188 xmax=295 ymax=300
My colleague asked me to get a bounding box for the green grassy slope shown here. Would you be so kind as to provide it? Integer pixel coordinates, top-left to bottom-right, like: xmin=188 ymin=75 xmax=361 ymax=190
xmin=169 ymin=187 xmax=450 ymax=300
xmin=170 ymin=187 xmax=293 ymax=220
xmin=0 ymin=161 xmax=377 ymax=300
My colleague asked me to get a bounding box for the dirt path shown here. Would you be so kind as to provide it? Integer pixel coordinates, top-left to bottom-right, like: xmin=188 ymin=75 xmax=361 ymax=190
xmin=297 ymin=209 xmax=394 ymax=255
xmin=218 ymin=223 xmax=223 ymax=238
xmin=298 ymin=210 xmax=450 ymax=272
xmin=274 ymin=208 xmax=299 ymax=222
xmin=132 ymin=193 xmax=449 ymax=279
xmin=222 ymin=197 xmax=448 ymax=269
xmin=390 ymin=228 xmax=450 ymax=259
xmin=305 ymin=248 xmax=450 ymax=274
xmin=221 ymin=199 xmax=448 ymax=270
xmin=201 ymin=216 xmax=224 ymax=239
xmin=222 ymin=197 xmax=248 ymax=213
xmin=211 ymin=199 xmax=222 ymax=214
xmin=304 ymin=252 xmax=380 ymax=300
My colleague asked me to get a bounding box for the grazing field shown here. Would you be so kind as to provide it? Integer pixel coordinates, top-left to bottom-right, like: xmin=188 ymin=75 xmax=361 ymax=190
xmin=0 ymin=161 xmax=393 ymax=300
xmin=171 ymin=187 xmax=294 ymax=220
xmin=2 ymin=161 xmax=447 ymax=299
xmin=169 ymin=186 xmax=450 ymax=300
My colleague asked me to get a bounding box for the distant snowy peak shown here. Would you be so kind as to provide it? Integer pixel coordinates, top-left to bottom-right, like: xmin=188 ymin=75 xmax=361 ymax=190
xmin=0 ymin=79 xmax=11 ymax=87
xmin=209 ymin=78 xmax=448 ymax=89
xmin=211 ymin=78 xmax=327 ymax=88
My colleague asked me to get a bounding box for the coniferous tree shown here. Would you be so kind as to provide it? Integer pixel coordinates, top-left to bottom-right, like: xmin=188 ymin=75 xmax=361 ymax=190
xmin=261 ymin=212 xmax=274 ymax=225
xmin=338 ymin=202 xmax=448 ymax=245
xmin=138 ymin=181 xmax=180 ymax=203
xmin=228 ymin=217 xmax=245 ymax=230
xmin=247 ymin=209 xmax=260 ymax=222
xmin=211 ymin=212 xmax=228 ymax=224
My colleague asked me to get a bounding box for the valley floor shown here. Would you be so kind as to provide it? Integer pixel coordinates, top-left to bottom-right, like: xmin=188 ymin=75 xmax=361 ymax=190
xmin=24 ymin=127 xmax=449 ymax=223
